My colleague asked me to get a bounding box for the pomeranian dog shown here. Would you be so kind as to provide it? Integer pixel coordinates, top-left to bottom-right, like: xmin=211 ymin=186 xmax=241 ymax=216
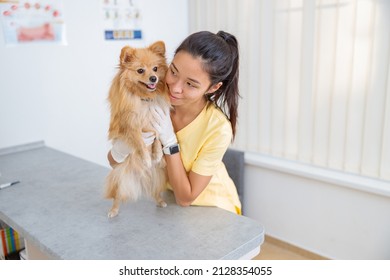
xmin=105 ymin=41 xmax=170 ymax=218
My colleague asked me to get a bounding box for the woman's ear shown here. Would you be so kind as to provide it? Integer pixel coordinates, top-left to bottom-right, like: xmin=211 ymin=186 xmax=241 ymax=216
xmin=208 ymin=82 xmax=223 ymax=94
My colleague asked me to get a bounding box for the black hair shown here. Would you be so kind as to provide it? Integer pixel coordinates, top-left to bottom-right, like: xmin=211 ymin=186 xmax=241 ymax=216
xmin=175 ymin=30 xmax=240 ymax=140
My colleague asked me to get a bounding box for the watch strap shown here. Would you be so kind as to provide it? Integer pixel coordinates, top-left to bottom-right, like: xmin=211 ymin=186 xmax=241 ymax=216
xmin=163 ymin=144 xmax=180 ymax=155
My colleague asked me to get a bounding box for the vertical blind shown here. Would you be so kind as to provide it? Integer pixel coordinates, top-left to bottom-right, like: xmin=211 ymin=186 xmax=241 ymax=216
xmin=188 ymin=0 xmax=390 ymax=181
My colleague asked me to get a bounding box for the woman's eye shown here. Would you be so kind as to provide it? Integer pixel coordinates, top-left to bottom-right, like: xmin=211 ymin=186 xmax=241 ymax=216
xmin=153 ymin=67 xmax=158 ymax=72
xmin=137 ymin=69 xmax=144 ymax=74
xmin=170 ymin=68 xmax=177 ymax=76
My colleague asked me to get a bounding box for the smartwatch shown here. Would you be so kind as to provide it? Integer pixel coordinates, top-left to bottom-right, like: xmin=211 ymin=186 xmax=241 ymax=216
xmin=163 ymin=144 xmax=180 ymax=155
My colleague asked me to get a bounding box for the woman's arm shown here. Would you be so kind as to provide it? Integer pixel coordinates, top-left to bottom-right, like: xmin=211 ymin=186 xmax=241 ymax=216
xmin=164 ymin=153 xmax=212 ymax=206
xmin=107 ymin=151 xmax=118 ymax=168
xmin=151 ymin=105 xmax=216 ymax=206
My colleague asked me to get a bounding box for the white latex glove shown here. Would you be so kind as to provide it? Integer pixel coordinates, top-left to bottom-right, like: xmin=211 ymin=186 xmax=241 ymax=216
xmin=150 ymin=105 xmax=177 ymax=148
xmin=110 ymin=132 xmax=155 ymax=163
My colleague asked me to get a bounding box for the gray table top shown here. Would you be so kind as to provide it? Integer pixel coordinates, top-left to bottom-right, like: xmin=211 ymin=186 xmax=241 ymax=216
xmin=0 ymin=142 xmax=264 ymax=260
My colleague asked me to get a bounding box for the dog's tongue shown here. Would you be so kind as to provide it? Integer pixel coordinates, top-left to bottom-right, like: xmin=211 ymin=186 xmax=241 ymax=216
xmin=147 ymin=83 xmax=157 ymax=89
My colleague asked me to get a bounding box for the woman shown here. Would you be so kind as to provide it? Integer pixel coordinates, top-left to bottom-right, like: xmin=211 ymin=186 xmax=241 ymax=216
xmin=109 ymin=30 xmax=241 ymax=214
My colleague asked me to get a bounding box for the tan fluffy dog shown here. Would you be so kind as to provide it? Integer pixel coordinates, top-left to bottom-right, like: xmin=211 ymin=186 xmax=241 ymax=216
xmin=105 ymin=41 xmax=170 ymax=218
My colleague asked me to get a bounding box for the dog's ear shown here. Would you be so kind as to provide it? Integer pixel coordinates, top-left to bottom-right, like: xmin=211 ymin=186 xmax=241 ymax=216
xmin=119 ymin=46 xmax=135 ymax=65
xmin=148 ymin=41 xmax=166 ymax=57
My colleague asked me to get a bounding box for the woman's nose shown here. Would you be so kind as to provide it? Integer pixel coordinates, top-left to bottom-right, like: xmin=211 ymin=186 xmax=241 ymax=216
xmin=169 ymin=80 xmax=183 ymax=94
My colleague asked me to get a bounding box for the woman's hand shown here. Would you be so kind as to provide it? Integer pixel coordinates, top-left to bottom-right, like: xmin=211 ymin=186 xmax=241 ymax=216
xmin=150 ymin=105 xmax=177 ymax=148
xmin=109 ymin=132 xmax=156 ymax=165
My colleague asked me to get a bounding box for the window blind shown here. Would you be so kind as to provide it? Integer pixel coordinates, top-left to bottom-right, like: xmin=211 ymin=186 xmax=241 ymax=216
xmin=189 ymin=0 xmax=390 ymax=181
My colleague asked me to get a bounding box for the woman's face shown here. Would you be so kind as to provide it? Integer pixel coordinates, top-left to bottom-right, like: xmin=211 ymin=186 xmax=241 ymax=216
xmin=165 ymin=51 xmax=220 ymax=107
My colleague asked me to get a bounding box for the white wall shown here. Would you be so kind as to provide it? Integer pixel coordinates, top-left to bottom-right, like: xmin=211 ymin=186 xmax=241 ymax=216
xmin=0 ymin=0 xmax=189 ymax=167
xmin=244 ymin=156 xmax=390 ymax=260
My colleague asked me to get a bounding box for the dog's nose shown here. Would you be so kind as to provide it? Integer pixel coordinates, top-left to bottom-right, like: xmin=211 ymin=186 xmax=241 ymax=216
xmin=149 ymin=76 xmax=157 ymax=83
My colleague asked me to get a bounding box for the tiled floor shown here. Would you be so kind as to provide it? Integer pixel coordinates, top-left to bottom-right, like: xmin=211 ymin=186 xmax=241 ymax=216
xmin=253 ymin=236 xmax=327 ymax=260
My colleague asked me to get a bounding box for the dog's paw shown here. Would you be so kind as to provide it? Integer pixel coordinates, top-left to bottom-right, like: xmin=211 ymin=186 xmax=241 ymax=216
xmin=108 ymin=209 xmax=119 ymax=218
xmin=143 ymin=156 xmax=152 ymax=168
xmin=152 ymin=155 xmax=163 ymax=166
xmin=152 ymin=148 xmax=164 ymax=163
xmin=157 ymin=200 xmax=167 ymax=208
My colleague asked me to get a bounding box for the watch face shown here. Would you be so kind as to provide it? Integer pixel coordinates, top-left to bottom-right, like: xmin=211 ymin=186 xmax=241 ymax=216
xmin=170 ymin=145 xmax=180 ymax=154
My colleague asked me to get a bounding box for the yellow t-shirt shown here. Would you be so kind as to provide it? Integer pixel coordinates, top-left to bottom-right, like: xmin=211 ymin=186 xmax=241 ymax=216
xmin=167 ymin=103 xmax=242 ymax=214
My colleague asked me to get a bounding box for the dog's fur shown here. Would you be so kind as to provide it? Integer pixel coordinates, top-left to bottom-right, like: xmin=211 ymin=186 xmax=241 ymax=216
xmin=105 ymin=41 xmax=170 ymax=218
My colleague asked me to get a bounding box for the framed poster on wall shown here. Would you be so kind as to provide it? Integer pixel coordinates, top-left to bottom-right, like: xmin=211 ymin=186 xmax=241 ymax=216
xmin=101 ymin=0 xmax=142 ymax=41
xmin=0 ymin=0 xmax=67 ymax=46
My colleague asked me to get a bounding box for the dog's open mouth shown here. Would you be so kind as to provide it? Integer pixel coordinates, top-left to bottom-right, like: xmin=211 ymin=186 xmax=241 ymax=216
xmin=140 ymin=82 xmax=158 ymax=92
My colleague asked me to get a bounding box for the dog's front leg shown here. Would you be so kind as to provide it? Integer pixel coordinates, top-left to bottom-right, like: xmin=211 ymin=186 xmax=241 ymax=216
xmin=151 ymin=138 xmax=164 ymax=165
xmin=123 ymin=126 xmax=152 ymax=168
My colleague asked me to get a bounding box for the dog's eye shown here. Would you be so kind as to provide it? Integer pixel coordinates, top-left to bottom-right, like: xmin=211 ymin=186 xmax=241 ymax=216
xmin=153 ymin=67 xmax=158 ymax=72
xmin=137 ymin=69 xmax=144 ymax=74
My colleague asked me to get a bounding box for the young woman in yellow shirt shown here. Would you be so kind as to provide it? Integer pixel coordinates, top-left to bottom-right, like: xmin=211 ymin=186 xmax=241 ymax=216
xmin=109 ymin=31 xmax=241 ymax=214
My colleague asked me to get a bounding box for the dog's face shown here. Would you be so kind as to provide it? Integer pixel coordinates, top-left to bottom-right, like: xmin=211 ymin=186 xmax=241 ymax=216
xmin=119 ymin=41 xmax=167 ymax=99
